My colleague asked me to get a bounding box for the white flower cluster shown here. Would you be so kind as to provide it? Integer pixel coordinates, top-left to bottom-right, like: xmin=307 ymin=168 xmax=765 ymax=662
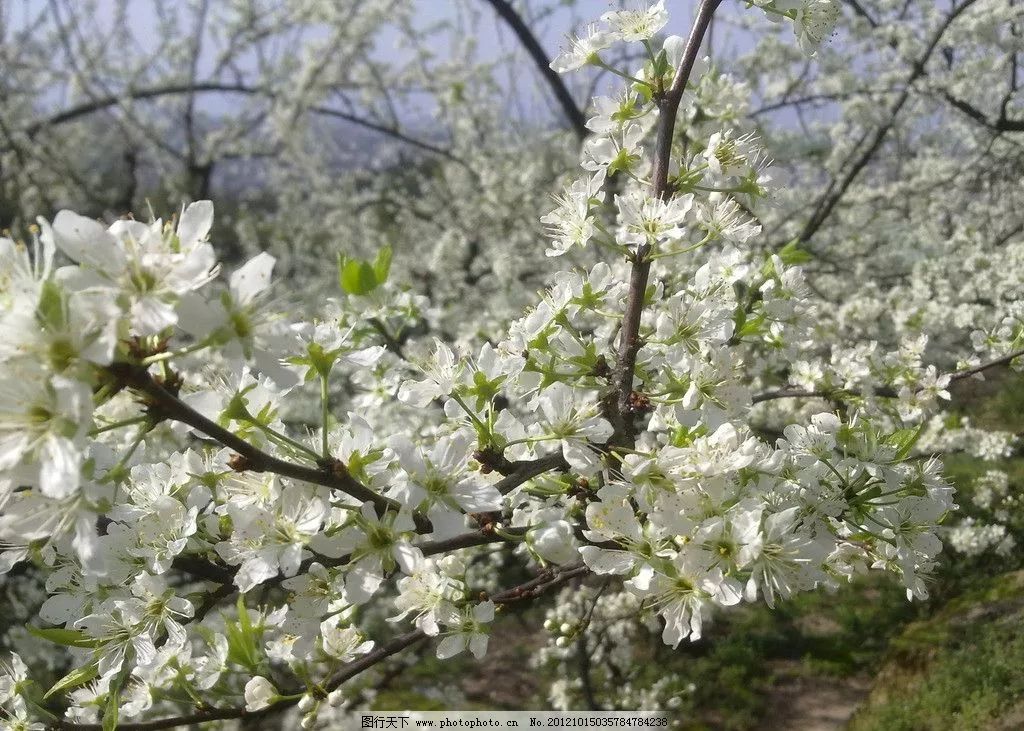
xmin=750 ymin=0 xmax=841 ymax=55
xmin=918 ymin=415 xmax=1018 ymax=462
xmin=0 ymin=2 xmax=962 ymax=728
xmin=944 ymin=470 xmax=1019 ymax=558
xmin=945 ymin=519 xmax=1015 ymax=558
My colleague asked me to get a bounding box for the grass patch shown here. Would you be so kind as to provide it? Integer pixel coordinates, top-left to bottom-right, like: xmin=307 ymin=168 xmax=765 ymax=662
xmin=849 ymin=571 xmax=1024 ymax=731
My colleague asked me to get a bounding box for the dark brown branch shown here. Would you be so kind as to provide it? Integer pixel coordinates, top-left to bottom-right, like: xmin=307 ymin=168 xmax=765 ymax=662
xmin=797 ymin=0 xmax=982 ymax=244
xmin=577 ymin=628 xmax=601 ymax=710
xmin=54 ymin=702 xmax=296 ymax=731
xmin=948 ymin=348 xmax=1024 ymax=382
xmin=170 ymin=527 xmax=530 ymax=625
xmin=751 ymin=348 xmax=1024 ymax=404
xmin=941 ymin=90 xmax=1024 ymax=132
xmin=54 ymin=630 xmax=428 ymax=731
xmin=481 ymin=0 xmax=588 ymax=140
xmin=58 ymin=566 xmax=587 ymax=731
xmin=752 ymin=388 xmax=834 ymax=404
xmin=167 ymin=460 xmax=562 ymax=597
xmin=491 ymin=563 xmax=589 ymax=604
xmin=750 ymin=88 xmax=901 ymax=117
xmin=323 ymin=629 xmax=428 ymax=691
xmin=18 ymin=82 xmax=462 ymax=163
xmin=109 ymin=362 xmax=403 ymax=518
xmin=844 ymin=0 xmax=879 ymax=27
xmin=496 ymin=452 xmax=569 ymax=495
xmin=611 ymin=0 xmax=723 ymax=448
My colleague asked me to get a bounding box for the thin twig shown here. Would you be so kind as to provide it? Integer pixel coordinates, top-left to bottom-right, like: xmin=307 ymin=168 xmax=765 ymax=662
xmin=751 ymin=347 xmax=1024 ymax=404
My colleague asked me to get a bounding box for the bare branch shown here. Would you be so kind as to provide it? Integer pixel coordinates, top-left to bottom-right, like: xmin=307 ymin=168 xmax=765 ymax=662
xmin=751 ymin=348 xmax=1024 ymax=404
xmin=56 ymin=566 xmax=589 ymax=730
xmin=844 ymin=0 xmax=879 ymax=27
xmin=481 ymin=0 xmax=588 ymax=140
xmin=18 ymin=82 xmax=464 ymax=164
xmin=797 ymin=0 xmax=982 ymax=244
xmin=109 ymin=362 xmax=403 ymax=519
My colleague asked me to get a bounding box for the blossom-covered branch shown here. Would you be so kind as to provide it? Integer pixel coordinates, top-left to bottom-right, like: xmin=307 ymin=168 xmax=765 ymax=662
xmin=0 ymin=0 xmax=1000 ymax=726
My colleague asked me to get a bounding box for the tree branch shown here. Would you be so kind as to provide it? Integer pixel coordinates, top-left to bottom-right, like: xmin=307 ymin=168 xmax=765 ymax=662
xmin=481 ymin=0 xmax=589 ymax=140
xmin=109 ymin=362 xmax=404 ymax=519
xmin=844 ymin=0 xmax=879 ymax=27
xmin=496 ymin=452 xmax=569 ymax=495
xmin=611 ymin=0 xmax=723 ymax=447
xmin=796 ymin=0 xmax=982 ymax=244
xmin=57 ymin=566 xmax=589 ymax=730
xmin=751 ymin=348 xmax=1024 ymax=404
xmin=18 ymin=82 xmax=463 ymax=163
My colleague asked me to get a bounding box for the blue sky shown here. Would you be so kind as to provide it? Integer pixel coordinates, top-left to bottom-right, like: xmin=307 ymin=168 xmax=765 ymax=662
xmin=11 ymin=1 xmax=760 ymax=127
xmin=6 ymin=0 xmax=770 ymax=139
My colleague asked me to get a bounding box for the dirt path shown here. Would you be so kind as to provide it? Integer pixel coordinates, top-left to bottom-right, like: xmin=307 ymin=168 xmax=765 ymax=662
xmin=762 ymin=671 xmax=871 ymax=731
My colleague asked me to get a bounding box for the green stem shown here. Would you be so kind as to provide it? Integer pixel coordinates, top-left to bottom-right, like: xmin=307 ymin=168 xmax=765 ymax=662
xmin=89 ymin=414 xmax=150 ymax=436
xmin=648 ymin=233 xmax=714 ymax=260
xmin=593 ymin=59 xmax=649 ymax=87
xmin=251 ymin=422 xmax=322 ymax=461
xmin=140 ymin=339 xmax=211 ymax=365
xmin=320 ymin=374 xmax=331 ymax=458
xmin=451 ymin=392 xmax=490 ymax=435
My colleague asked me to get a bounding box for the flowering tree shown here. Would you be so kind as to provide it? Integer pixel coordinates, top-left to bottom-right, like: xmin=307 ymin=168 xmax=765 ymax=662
xmin=0 ymin=0 xmax=1020 ymax=727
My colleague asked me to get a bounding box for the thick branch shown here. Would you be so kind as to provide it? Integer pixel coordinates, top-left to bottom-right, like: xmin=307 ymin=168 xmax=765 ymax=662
xmin=481 ymin=0 xmax=588 ymax=140
xmin=941 ymin=89 xmax=1024 ymax=132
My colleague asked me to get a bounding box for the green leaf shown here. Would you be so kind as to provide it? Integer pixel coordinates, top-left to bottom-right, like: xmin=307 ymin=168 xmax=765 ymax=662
xmin=373 ymin=245 xmax=393 ymax=284
xmin=340 ymin=259 xmax=379 ymax=296
xmin=890 ymin=424 xmax=924 ymax=460
xmin=306 ymin=342 xmax=337 ymax=378
xmin=652 ymin=49 xmax=669 ymax=78
xmin=44 ymin=663 xmax=98 ymax=700
xmin=633 ymin=81 xmax=653 ymax=104
xmin=237 ymin=594 xmax=253 ymax=635
xmin=737 ymin=312 xmax=766 ymax=338
xmin=224 ymin=595 xmax=261 ymax=671
xmin=777 ymin=239 xmax=813 ymax=266
xmin=27 ymin=625 xmax=100 ymax=648
xmin=36 ymin=280 xmax=67 ymax=331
